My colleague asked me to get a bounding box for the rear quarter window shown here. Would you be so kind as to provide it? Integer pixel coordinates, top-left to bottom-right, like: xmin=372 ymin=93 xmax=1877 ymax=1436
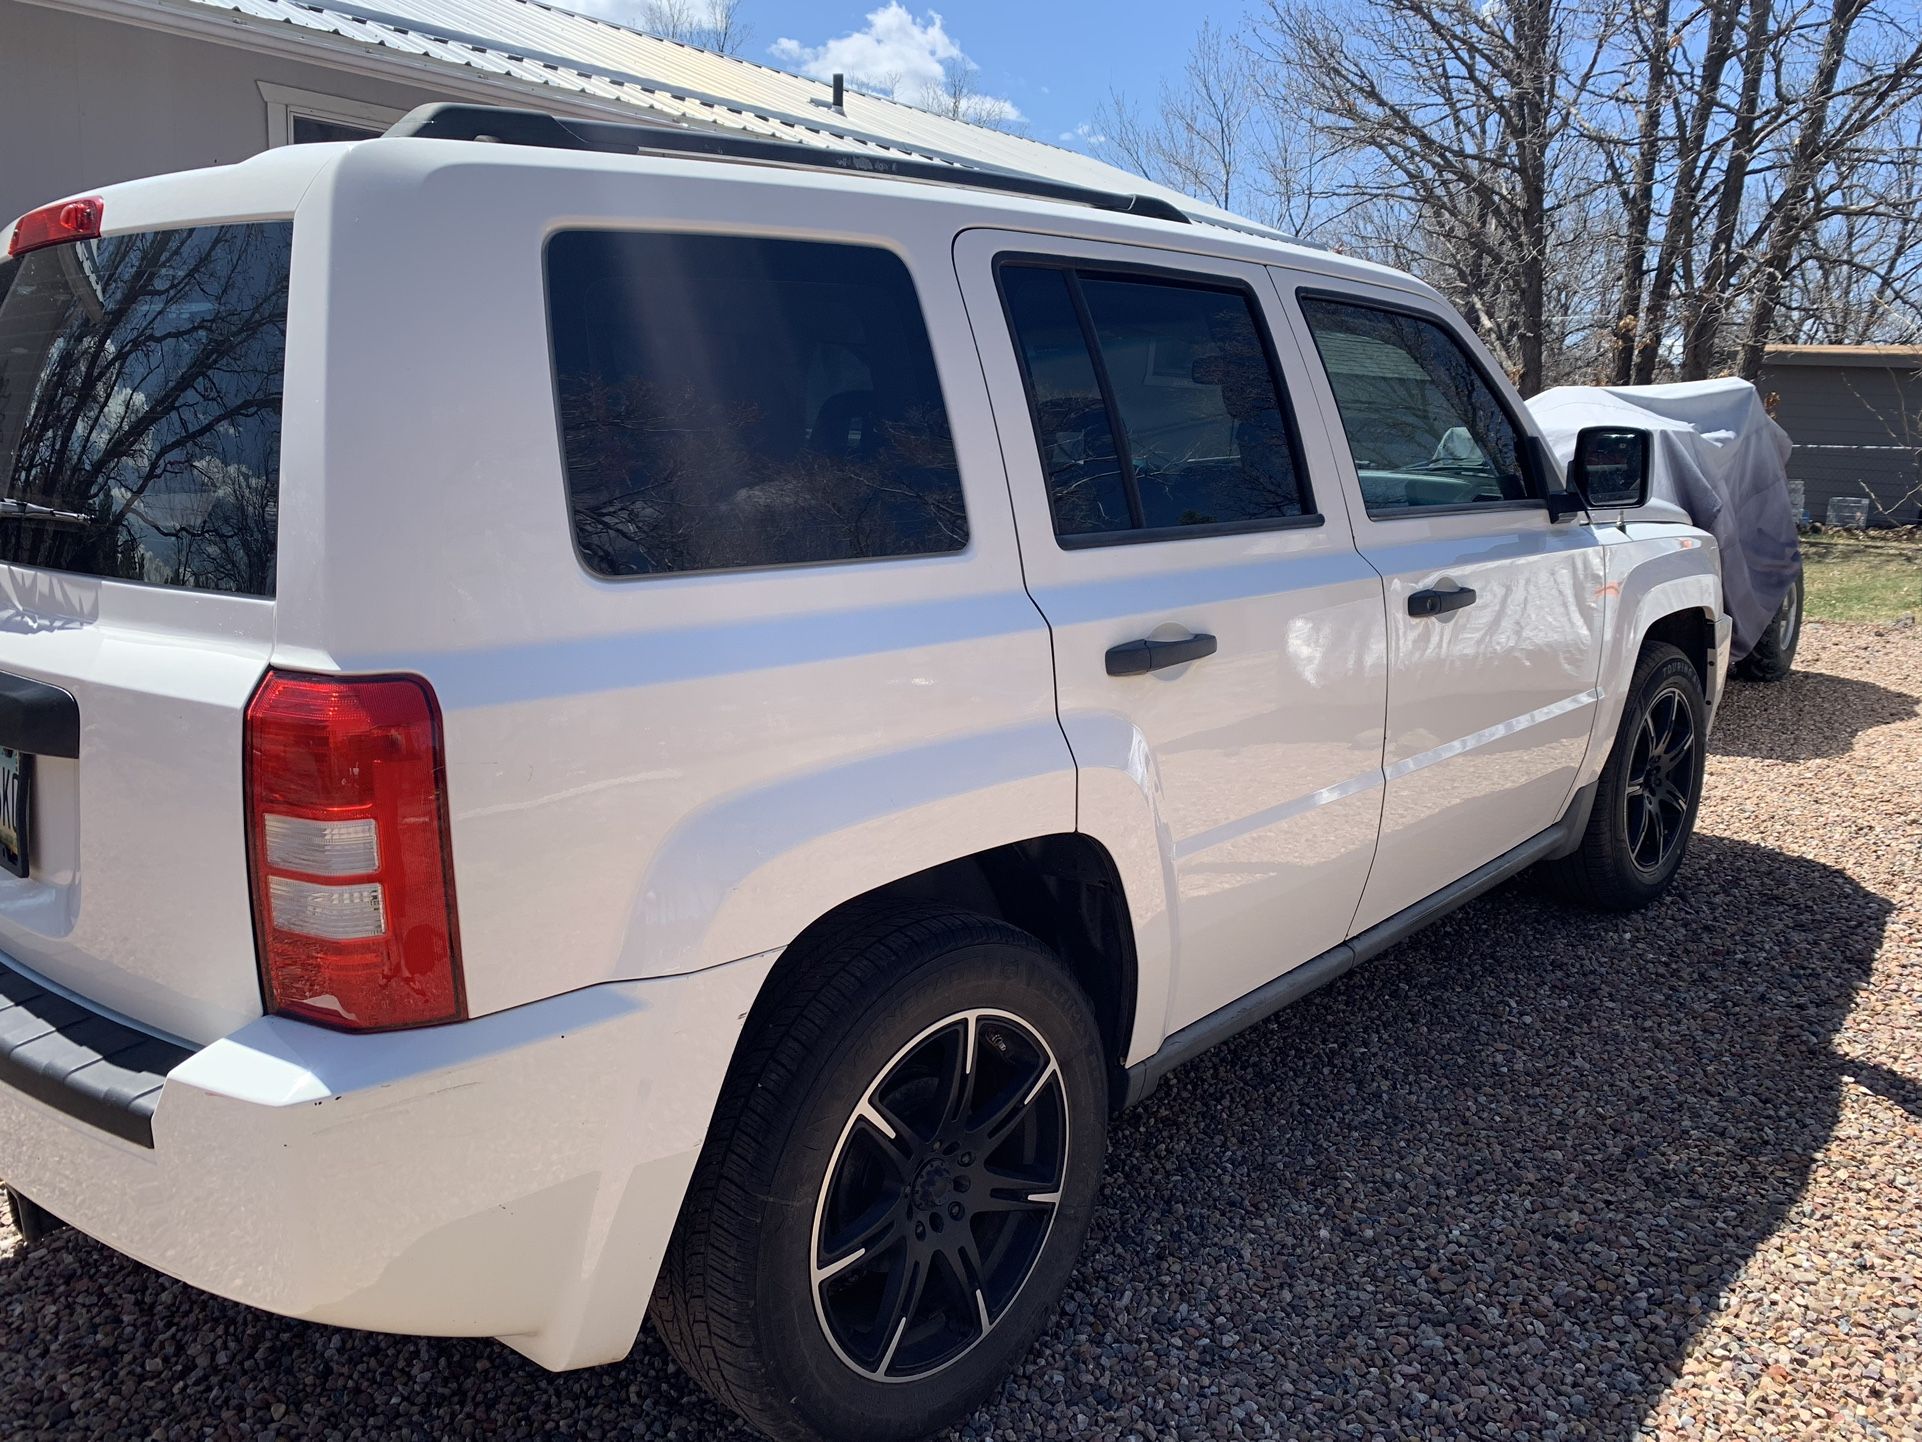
xmin=0 ymin=222 xmax=292 ymax=596
xmin=545 ymin=231 xmax=968 ymax=578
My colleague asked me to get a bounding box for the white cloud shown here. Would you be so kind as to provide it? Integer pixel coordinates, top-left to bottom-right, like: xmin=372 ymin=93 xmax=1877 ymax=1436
xmin=771 ymin=4 xmax=1022 ymax=122
xmin=1060 ymin=121 xmax=1106 ymax=148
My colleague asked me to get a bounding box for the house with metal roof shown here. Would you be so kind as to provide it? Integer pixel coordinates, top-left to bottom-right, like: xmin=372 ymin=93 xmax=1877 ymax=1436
xmin=1759 ymin=344 xmax=1922 ymax=526
xmin=2 ymin=0 xmax=1236 ymax=232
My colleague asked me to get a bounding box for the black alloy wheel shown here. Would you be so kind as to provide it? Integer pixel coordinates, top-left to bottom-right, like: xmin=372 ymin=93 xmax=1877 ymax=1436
xmin=1624 ymin=682 xmax=1696 ymax=875
xmin=652 ymin=904 xmax=1108 ymax=1442
xmin=1539 ymin=641 xmax=1707 ymax=911
xmin=811 ymin=1009 xmax=1068 ymax=1382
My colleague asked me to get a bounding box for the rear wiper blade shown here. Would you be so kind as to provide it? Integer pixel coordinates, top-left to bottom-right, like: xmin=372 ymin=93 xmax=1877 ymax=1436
xmin=0 ymin=498 xmax=92 ymax=526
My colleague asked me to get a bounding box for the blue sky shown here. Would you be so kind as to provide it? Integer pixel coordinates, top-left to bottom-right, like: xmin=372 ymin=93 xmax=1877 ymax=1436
xmin=583 ymin=2 xmax=1249 ymax=149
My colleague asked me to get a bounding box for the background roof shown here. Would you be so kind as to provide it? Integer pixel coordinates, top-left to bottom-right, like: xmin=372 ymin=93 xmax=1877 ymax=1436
xmin=1762 ymin=344 xmax=1922 ymax=369
xmin=105 ymin=0 xmax=1259 ymax=230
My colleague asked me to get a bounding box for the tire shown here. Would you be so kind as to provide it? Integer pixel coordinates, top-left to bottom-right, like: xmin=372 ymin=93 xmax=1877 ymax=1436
xmin=4 ymin=1186 xmax=66 ymax=1245
xmin=652 ymin=902 xmax=1108 ymax=1442
xmin=1732 ymin=572 xmax=1804 ymax=683
xmin=1541 ymin=641 xmax=1707 ymax=911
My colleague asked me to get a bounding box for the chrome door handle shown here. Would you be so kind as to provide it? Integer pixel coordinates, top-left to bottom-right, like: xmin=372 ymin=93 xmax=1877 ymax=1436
xmin=1105 ymin=633 xmax=1219 ymax=676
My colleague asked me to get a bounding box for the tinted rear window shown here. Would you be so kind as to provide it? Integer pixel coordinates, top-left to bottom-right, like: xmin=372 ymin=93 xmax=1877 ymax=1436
xmin=546 ymin=231 xmax=968 ymax=578
xmin=0 ymin=222 xmax=292 ymax=596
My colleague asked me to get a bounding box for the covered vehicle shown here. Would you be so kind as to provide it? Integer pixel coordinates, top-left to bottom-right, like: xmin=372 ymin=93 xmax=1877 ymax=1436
xmin=1530 ymin=378 xmax=1803 ymax=681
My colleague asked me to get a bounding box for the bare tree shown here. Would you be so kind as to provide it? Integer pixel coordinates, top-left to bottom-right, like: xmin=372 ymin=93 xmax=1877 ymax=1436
xmin=1733 ymin=0 xmax=1922 ymax=375
xmin=1099 ymin=0 xmax=1922 ymax=390
xmin=916 ymin=58 xmax=1025 ymax=133
xmin=640 ymin=0 xmax=750 ymax=57
xmin=1254 ymin=0 xmax=1614 ymax=393
xmin=1094 ymin=22 xmax=1260 ymax=213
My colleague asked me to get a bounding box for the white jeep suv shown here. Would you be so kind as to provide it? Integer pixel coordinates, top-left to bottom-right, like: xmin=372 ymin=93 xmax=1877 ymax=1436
xmin=0 ymin=106 xmax=1728 ymax=1442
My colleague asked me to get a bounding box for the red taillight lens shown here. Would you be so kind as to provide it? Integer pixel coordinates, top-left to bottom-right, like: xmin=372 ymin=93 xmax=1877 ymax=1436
xmin=244 ymin=671 xmax=465 ymax=1031
xmin=8 ymin=197 xmax=103 ymax=258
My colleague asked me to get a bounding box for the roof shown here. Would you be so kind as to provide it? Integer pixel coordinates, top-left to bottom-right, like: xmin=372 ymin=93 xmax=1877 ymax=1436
xmin=41 ymin=0 xmax=1262 ymax=232
xmin=1762 ymin=344 xmax=1922 ymax=369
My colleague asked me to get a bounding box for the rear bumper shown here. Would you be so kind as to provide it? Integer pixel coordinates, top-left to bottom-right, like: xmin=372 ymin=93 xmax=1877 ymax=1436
xmin=0 ymin=947 xmax=776 ymax=1370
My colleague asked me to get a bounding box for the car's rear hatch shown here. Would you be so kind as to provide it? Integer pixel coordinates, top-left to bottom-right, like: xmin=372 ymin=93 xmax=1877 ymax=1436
xmin=0 ymin=209 xmax=294 ymax=1045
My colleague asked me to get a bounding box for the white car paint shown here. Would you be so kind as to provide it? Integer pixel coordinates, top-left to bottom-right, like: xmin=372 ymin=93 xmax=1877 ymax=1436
xmin=1267 ymin=277 xmax=1612 ymax=932
xmin=0 ymin=136 xmax=1725 ymax=1371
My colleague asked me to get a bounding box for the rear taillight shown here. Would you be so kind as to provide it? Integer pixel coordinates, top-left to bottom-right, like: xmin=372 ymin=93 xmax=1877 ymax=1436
xmin=244 ymin=671 xmax=465 ymax=1031
xmin=8 ymin=197 xmax=103 ymax=257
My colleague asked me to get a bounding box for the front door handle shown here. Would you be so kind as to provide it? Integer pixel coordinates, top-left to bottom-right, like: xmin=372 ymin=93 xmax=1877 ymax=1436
xmin=1106 ymin=633 xmax=1219 ymax=677
xmin=1408 ymin=586 xmax=1477 ymax=618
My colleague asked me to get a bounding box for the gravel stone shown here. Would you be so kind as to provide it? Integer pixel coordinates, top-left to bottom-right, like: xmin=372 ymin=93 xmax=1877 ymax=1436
xmin=3 ymin=620 xmax=1918 ymax=1440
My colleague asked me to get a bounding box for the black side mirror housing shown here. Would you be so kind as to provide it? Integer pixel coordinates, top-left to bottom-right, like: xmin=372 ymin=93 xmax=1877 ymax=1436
xmin=1564 ymin=425 xmax=1653 ymax=513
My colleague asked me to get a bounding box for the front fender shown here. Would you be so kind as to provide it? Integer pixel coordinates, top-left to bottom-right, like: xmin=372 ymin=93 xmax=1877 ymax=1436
xmin=1584 ymin=529 xmax=1723 ymax=788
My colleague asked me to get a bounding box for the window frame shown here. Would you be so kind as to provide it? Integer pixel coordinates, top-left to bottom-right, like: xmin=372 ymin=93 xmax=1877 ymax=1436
xmin=993 ymin=251 xmax=1323 ymax=551
xmin=1293 ymin=285 xmax=1551 ymax=521
xmin=259 ymin=82 xmax=403 ymax=148
xmin=540 ymin=227 xmax=972 ymax=584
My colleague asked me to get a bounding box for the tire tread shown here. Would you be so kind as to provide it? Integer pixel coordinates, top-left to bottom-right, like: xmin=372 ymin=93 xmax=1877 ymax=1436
xmin=652 ymin=901 xmax=1069 ymax=1442
xmin=1540 ymin=641 xmax=1704 ymax=911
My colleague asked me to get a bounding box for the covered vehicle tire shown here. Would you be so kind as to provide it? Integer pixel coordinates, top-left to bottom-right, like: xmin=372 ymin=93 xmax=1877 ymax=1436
xmin=652 ymin=903 xmax=1108 ymax=1442
xmin=1732 ymin=571 xmax=1803 ymax=683
xmin=1541 ymin=641 xmax=1707 ymax=911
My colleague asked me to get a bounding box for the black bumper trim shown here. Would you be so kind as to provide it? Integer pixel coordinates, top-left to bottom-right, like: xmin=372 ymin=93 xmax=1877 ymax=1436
xmin=0 ymin=671 xmax=79 ymax=759
xmin=0 ymin=957 xmax=191 ymax=1147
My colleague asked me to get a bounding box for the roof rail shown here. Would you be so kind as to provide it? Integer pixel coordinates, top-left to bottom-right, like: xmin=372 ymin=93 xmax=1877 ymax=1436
xmin=384 ymin=104 xmax=1193 ymax=225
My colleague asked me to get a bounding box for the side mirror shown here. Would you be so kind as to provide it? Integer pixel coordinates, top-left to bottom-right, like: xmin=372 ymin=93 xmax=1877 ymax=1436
xmin=1567 ymin=425 xmax=1653 ymax=511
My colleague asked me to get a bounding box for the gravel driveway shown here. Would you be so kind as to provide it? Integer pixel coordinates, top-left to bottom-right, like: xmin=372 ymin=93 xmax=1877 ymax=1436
xmin=5 ymin=620 xmax=1919 ymax=1441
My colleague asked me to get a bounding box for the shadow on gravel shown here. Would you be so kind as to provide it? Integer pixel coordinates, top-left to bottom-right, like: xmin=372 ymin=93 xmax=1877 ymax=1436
xmin=0 ymin=839 xmax=1891 ymax=1441
xmin=1712 ymin=666 xmax=1918 ymax=761
xmin=1019 ymin=833 xmax=1891 ymax=1439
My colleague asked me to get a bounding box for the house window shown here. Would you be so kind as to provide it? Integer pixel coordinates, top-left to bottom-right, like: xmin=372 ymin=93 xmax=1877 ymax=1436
xmin=258 ymin=83 xmax=403 ymax=148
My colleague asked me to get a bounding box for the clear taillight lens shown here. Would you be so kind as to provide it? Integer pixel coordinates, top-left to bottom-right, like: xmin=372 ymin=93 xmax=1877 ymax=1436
xmin=244 ymin=671 xmax=465 ymax=1031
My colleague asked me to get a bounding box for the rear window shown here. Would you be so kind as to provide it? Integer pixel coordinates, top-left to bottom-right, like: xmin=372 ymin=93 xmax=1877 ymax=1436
xmin=0 ymin=222 xmax=292 ymax=596
xmin=545 ymin=231 xmax=968 ymax=578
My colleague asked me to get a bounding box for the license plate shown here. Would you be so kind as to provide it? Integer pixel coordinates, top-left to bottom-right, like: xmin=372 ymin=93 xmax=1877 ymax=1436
xmin=0 ymin=747 xmax=31 ymax=878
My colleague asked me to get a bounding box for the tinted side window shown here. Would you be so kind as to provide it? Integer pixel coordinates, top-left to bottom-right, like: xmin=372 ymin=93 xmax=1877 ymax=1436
xmin=1000 ymin=262 xmax=1310 ymax=542
xmin=1298 ymin=298 xmax=1531 ymax=512
xmin=998 ymin=266 xmax=1132 ymax=537
xmin=547 ymin=232 xmax=967 ymax=577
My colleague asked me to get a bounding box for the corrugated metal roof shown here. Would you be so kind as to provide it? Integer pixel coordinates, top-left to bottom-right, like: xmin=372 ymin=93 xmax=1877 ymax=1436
xmin=124 ymin=0 xmax=1258 ymax=227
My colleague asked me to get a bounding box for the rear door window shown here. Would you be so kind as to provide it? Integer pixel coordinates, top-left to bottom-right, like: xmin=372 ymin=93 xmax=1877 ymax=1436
xmin=998 ymin=260 xmax=1312 ymax=543
xmin=0 ymin=222 xmax=293 ymax=596
xmin=545 ymin=232 xmax=968 ymax=578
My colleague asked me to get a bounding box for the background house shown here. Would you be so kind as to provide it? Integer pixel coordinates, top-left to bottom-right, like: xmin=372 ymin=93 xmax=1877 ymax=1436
xmin=1759 ymin=345 xmax=1922 ymax=526
xmin=2 ymin=0 xmax=1240 ymax=233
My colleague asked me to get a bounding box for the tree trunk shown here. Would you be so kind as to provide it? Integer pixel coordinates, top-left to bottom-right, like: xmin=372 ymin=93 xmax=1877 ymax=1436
xmin=1681 ymin=0 xmax=1773 ymax=378
xmin=1737 ymin=0 xmax=1867 ymax=378
xmin=1513 ymin=0 xmax=1553 ymax=393
xmin=1609 ymin=0 xmax=1672 ymax=384
xmin=1633 ymin=0 xmax=1742 ymax=383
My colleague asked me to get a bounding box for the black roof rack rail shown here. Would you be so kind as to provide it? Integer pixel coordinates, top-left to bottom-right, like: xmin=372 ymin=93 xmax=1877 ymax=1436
xmin=384 ymin=104 xmax=1193 ymax=225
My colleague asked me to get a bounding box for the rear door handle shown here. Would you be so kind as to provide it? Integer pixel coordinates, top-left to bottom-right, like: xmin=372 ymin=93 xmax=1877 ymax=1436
xmin=1407 ymin=586 xmax=1477 ymax=618
xmin=1106 ymin=633 xmax=1218 ymax=677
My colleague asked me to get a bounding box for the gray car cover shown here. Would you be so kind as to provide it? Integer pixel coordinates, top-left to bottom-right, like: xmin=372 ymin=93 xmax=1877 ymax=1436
xmin=1528 ymin=378 xmax=1802 ymax=659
